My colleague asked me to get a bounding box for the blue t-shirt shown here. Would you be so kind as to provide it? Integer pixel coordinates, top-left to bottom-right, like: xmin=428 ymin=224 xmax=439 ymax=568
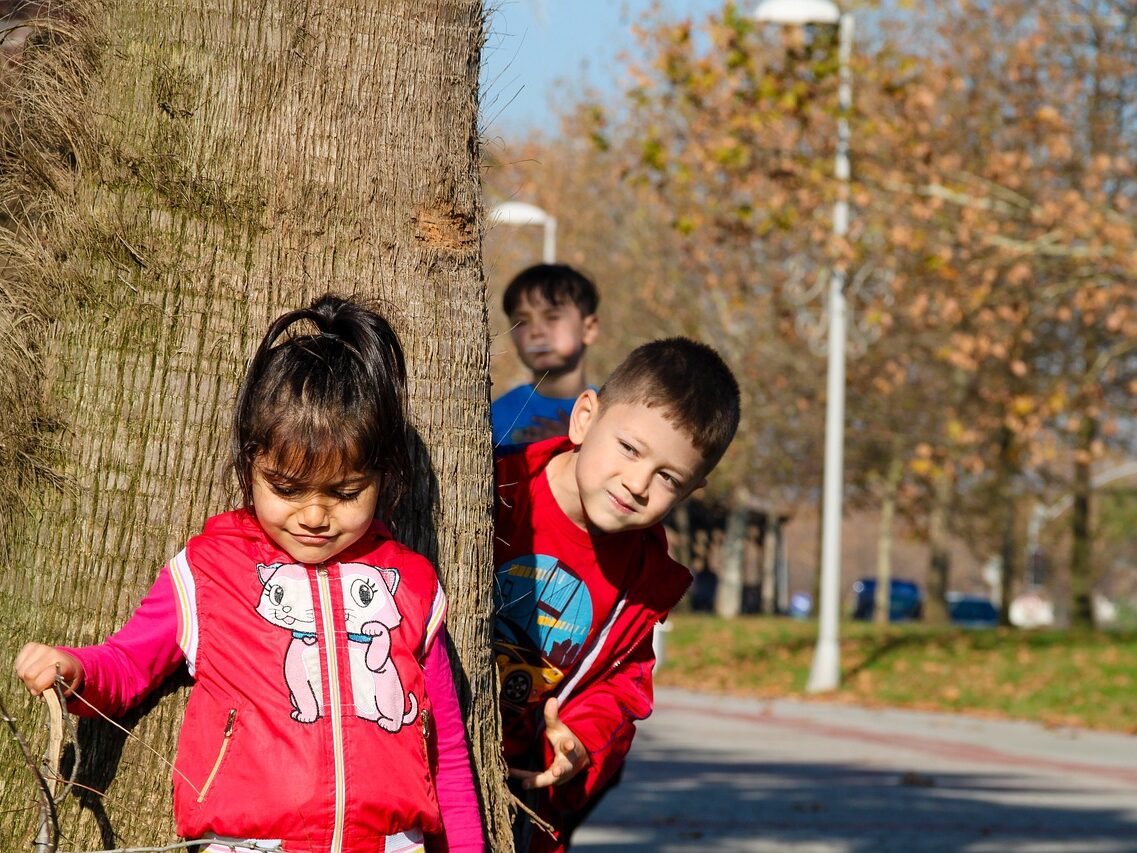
xmin=491 ymin=383 xmax=578 ymax=447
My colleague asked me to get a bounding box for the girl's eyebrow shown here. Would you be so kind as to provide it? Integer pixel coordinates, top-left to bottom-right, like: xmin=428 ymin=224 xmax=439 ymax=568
xmin=256 ymin=464 xmax=363 ymax=487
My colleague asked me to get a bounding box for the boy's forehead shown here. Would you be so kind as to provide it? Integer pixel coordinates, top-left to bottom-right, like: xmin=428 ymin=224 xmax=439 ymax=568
xmin=596 ymin=400 xmax=706 ymax=474
xmin=515 ymin=289 xmax=574 ymax=312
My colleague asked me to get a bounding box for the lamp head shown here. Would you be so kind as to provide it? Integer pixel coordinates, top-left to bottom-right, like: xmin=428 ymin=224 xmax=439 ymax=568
xmin=753 ymin=0 xmax=840 ymax=24
xmin=489 ymin=201 xmax=551 ymax=226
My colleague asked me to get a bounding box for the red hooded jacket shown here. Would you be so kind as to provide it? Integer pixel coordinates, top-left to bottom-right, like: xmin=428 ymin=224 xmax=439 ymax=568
xmin=171 ymin=510 xmax=443 ymax=852
xmin=494 ymin=438 xmax=692 ymax=852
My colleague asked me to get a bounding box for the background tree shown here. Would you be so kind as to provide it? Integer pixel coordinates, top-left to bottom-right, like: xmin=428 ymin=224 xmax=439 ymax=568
xmin=0 ymin=0 xmax=510 ymax=849
xmin=486 ymin=0 xmax=1137 ymax=626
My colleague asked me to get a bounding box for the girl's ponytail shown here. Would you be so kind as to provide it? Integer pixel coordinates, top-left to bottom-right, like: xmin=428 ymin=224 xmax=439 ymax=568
xmin=232 ymin=294 xmax=413 ymax=517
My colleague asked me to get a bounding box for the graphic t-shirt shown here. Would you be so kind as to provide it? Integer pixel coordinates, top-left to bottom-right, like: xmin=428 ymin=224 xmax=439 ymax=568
xmin=492 ymin=447 xmax=640 ymax=744
xmin=490 ymin=383 xmax=578 ymax=447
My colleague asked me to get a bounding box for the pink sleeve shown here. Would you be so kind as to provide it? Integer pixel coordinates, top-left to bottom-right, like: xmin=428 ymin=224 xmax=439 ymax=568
xmin=424 ymin=630 xmax=484 ymax=852
xmin=62 ymin=564 xmax=185 ymax=718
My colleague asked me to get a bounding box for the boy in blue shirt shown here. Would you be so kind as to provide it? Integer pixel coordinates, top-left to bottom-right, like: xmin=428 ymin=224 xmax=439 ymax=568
xmin=492 ymin=264 xmax=599 ymax=447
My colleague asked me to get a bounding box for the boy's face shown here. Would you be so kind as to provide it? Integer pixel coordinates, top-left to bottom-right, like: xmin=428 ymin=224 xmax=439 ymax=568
xmin=566 ymin=391 xmax=706 ymax=534
xmin=508 ymin=290 xmax=598 ymax=378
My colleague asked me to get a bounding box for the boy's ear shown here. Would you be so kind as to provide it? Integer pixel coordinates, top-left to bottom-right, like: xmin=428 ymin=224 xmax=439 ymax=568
xmin=581 ymin=313 xmax=599 ymax=346
xmin=567 ymin=389 xmax=600 ymax=445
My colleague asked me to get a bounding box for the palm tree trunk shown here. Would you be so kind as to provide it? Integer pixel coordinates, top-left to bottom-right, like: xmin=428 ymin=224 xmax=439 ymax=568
xmin=0 ymin=1 xmax=508 ymax=848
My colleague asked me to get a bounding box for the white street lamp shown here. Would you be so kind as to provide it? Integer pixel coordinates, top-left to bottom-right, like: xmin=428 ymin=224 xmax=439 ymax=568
xmin=754 ymin=0 xmax=853 ymax=693
xmin=489 ymin=201 xmax=557 ymax=263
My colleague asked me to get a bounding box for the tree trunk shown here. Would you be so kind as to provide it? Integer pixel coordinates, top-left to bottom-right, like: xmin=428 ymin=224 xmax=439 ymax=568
xmin=924 ymin=465 xmax=954 ymax=625
xmin=0 ymin=1 xmax=509 ymax=849
xmin=1070 ymin=416 xmax=1097 ymax=629
xmin=714 ymin=493 xmax=748 ymax=619
xmin=873 ymin=455 xmax=903 ymax=628
xmin=760 ymin=515 xmax=777 ymax=614
xmin=997 ymin=428 xmax=1019 ymax=626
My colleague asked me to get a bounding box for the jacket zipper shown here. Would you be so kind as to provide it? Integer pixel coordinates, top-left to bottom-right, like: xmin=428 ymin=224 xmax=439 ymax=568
xmin=420 ymin=708 xmax=432 ymax=767
xmin=316 ymin=564 xmax=347 ymax=853
xmin=196 ymin=709 xmax=236 ymax=803
xmin=560 ymin=609 xmax=658 ymax=715
xmin=607 ymin=618 xmax=658 ymax=675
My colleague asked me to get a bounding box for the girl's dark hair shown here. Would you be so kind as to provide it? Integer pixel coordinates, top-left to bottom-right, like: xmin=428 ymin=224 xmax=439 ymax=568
xmin=232 ymin=294 xmax=412 ymax=518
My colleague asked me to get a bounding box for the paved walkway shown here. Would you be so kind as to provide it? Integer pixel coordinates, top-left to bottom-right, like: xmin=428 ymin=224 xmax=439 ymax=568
xmin=573 ymin=688 xmax=1137 ymax=852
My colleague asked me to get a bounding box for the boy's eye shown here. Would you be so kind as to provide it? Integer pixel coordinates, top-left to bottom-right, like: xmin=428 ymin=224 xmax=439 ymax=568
xmin=618 ymin=441 xmax=636 ymax=455
xmin=660 ymin=472 xmax=682 ymax=490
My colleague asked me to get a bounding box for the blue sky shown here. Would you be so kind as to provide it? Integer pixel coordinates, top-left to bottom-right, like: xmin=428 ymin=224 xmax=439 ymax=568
xmin=481 ymin=0 xmax=726 ymax=136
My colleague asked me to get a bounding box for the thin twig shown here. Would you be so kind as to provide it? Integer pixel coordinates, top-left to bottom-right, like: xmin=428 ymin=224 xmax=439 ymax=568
xmin=510 ymin=791 xmax=558 ymax=840
xmin=64 ymin=686 xmax=202 ymax=797
xmin=1 ymin=691 xmax=60 ymax=851
xmin=34 ymin=684 xmax=65 ymax=852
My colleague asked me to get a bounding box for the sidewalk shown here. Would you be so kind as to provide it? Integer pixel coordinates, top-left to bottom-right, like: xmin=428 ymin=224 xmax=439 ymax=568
xmin=572 ymin=688 xmax=1137 ymax=852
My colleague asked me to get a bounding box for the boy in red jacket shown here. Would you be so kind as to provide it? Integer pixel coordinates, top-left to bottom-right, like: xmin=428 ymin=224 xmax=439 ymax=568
xmin=493 ymin=337 xmax=741 ymax=852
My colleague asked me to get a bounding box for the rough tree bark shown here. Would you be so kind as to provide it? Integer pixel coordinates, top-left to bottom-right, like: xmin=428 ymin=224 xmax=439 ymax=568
xmin=0 ymin=0 xmax=510 ymax=849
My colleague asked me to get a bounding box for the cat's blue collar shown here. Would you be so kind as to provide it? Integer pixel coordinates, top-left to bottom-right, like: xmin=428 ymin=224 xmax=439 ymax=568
xmin=291 ymin=630 xmax=373 ymax=643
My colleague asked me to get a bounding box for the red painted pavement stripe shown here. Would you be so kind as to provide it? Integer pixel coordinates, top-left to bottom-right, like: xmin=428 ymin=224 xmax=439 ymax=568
xmin=654 ymin=700 xmax=1137 ymax=787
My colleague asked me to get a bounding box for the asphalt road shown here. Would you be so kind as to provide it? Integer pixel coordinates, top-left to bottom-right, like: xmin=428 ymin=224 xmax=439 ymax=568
xmin=572 ymin=688 xmax=1137 ymax=852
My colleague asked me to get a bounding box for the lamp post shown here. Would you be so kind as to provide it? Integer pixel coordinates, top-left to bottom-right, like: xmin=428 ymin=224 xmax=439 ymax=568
xmin=753 ymin=0 xmax=853 ymax=693
xmin=489 ymin=201 xmax=557 ymax=263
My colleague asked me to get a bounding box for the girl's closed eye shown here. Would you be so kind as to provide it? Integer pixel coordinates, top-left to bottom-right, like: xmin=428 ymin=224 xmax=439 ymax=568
xmin=269 ymin=481 xmax=301 ymax=499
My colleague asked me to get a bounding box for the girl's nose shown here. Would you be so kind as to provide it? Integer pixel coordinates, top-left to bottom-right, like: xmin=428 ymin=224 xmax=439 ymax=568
xmin=298 ymin=500 xmax=331 ymax=528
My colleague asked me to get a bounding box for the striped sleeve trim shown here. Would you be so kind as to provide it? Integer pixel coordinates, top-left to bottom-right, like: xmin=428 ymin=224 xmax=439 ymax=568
xmin=421 ymin=582 xmax=447 ymax=658
xmin=168 ymin=548 xmax=199 ymax=676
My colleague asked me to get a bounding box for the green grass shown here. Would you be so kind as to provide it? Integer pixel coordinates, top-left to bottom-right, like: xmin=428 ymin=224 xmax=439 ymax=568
xmin=656 ymin=613 xmax=1137 ymax=733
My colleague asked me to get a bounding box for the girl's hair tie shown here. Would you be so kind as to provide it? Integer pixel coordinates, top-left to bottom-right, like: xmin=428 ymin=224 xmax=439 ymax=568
xmin=320 ymin=330 xmax=340 ymax=341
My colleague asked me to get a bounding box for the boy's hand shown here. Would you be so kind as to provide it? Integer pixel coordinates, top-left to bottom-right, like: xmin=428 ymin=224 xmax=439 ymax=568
xmin=14 ymin=643 xmax=83 ymax=696
xmin=510 ymin=698 xmax=591 ymax=789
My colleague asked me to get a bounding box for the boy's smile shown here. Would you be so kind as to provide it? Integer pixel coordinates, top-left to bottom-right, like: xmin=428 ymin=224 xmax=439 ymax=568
xmin=550 ymin=392 xmax=706 ymax=535
xmin=251 ymin=461 xmax=379 ymax=564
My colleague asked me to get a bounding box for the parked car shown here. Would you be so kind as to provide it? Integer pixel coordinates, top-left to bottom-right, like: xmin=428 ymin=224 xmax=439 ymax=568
xmin=851 ymin=578 xmax=923 ymax=622
xmin=947 ymin=593 xmax=1000 ymax=629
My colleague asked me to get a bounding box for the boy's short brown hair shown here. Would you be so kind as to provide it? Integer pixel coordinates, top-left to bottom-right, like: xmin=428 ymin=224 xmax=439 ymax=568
xmin=502 ymin=263 xmax=600 ymax=318
xmin=598 ymin=337 xmax=740 ymax=471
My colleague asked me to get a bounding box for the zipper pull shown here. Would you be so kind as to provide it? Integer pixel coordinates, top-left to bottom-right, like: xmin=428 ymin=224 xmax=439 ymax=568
xmin=420 ymin=708 xmax=431 ymax=740
xmin=223 ymin=708 xmax=236 ymax=737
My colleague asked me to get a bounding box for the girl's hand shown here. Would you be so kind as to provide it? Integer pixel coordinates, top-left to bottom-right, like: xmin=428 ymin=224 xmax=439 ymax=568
xmin=14 ymin=643 xmax=83 ymax=696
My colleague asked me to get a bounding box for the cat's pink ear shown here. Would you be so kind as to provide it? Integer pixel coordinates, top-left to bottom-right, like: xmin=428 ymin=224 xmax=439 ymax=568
xmin=258 ymin=562 xmax=278 ymax=584
xmin=379 ymin=568 xmax=400 ymax=596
